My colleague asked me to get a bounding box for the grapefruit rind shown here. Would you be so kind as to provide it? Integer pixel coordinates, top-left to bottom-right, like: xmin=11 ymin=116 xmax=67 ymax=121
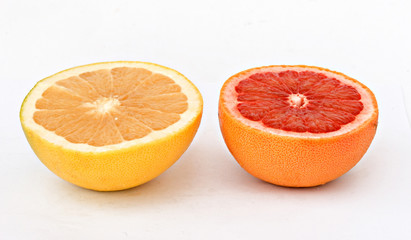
xmin=22 ymin=109 xmax=202 ymax=191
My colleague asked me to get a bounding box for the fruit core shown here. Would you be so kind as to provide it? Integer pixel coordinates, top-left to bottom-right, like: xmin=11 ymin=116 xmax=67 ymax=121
xmin=288 ymin=94 xmax=308 ymax=108
xmin=90 ymin=97 xmax=121 ymax=113
xmin=33 ymin=67 xmax=188 ymax=146
xmin=235 ymin=70 xmax=364 ymax=133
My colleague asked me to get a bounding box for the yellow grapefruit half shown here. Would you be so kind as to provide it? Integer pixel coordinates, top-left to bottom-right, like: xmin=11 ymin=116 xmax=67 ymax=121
xmin=21 ymin=61 xmax=203 ymax=191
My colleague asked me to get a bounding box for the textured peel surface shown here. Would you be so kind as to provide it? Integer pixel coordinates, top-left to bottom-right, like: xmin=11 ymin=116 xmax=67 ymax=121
xmin=219 ymin=65 xmax=379 ymax=187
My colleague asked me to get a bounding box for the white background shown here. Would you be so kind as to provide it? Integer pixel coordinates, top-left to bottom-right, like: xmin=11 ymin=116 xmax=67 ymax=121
xmin=1 ymin=0 xmax=411 ymax=239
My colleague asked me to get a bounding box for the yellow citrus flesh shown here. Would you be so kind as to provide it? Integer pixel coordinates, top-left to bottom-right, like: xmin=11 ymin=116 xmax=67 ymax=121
xmin=21 ymin=61 xmax=203 ymax=191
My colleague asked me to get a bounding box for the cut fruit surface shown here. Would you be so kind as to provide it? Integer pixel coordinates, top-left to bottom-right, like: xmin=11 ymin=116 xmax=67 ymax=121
xmin=219 ymin=65 xmax=378 ymax=187
xmin=21 ymin=61 xmax=203 ymax=191
xmin=33 ymin=67 xmax=188 ymax=147
xmin=236 ymin=70 xmax=364 ymax=133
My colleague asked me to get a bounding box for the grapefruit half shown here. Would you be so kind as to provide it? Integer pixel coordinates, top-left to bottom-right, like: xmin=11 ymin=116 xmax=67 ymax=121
xmin=20 ymin=61 xmax=203 ymax=191
xmin=219 ymin=65 xmax=378 ymax=187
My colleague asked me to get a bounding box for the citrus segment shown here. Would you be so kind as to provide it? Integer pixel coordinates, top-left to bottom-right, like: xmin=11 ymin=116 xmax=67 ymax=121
xmin=56 ymin=76 xmax=101 ymax=101
xmin=219 ymin=65 xmax=378 ymax=187
xmin=21 ymin=61 xmax=202 ymax=191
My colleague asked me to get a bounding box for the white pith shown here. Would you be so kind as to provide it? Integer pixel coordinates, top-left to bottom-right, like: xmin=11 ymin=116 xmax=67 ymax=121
xmin=223 ymin=66 xmax=375 ymax=138
xmin=21 ymin=62 xmax=203 ymax=152
xmin=85 ymin=97 xmax=121 ymax=114
xmin=288 ymin=93 xmax=308 ymax=108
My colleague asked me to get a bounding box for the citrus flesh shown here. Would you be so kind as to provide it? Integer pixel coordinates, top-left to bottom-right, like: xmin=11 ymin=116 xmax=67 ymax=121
xmin=21 ymin=62 xmax=203 ymax=191
xmin=219 ymin=65 xmax=378 ymax=187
